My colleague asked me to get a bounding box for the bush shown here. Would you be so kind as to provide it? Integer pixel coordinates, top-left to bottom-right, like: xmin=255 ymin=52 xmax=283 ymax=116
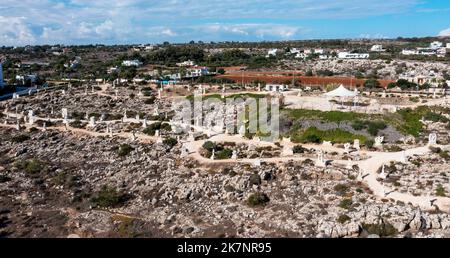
xmin=337 ymin=214 xmax=351 ymax=224
xmin=351 ymin=120 xmax=365 ymax=131
xmin=0 ymin=174 xmax=11 ymax=183
xmin=361 ymin=223 xmax=398 ymax=237
xmin=423 ymin=112 xmax=448 ymax=123
xmin=163 ymin=137 xmax=178 ymax=149
xmin=91 ymin=185 xmax=125 ymax=208
xmin=292 ymin=127 xmax=366 ymax=144
xmin=11 ymin=134 xmax=30 ymax=143
xmin=144 ymin=97 xmax=155 ymax=104
xmin=118 ymin=144 xmax=134 ymax=157
xmin=249 ymin=174 xmax=262 ymax=185
xmin=367 ymin=121 xmax=387 ymax=136
xmin=338 ymin=198 xmax=353 ymax=209
xmin=202 ymin=141 xmax=216 ymax=152
xmin=365 ymin=139 xmax=374 ymax=149
xmin=293 ymin=145 xmax=307 ymax=154
xmin=15 ymin=159 xmax=43 ymax=175
xmin=69 ymin=119 xmax=83 ymax=128
xmin=436 ymin=185 xmax=446 ymax=197
xmin=439 ymin=151 xmax=449 ymax=160
xmin=247 ymin=192 xmax=270 ymax=206
xmin=334 ymin=184 xmax=349 ymax=195
xmin=216 ymin=148 xmax=233 ymax=159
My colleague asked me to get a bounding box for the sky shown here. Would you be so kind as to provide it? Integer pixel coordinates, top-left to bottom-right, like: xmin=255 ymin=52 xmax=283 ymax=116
xmin=0 ymin=0 xmax=449 ymax=46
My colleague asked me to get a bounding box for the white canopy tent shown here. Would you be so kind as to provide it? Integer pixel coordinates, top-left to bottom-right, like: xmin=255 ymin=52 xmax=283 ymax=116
xmin=324 ymin=84 xmax=359 ymax=109
xmin=325 ymin=84 xmax=357 ymax=97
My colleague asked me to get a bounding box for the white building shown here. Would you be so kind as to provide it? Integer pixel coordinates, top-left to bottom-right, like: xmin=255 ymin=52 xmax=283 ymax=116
xmin=370 ymin=44 xmax=385 ymax=52
xmin=319 ymin=55 xmax=331 ymax=60
xmin=122 ymin=60 xmax=143 ymax=67
xmin=289 ymin=48 xmax=300 ymax=55
xmin=266 ymin=49 xmax=278 ymax=57
xmin=447 ymin=43 xmax=450 ymax=49
xmin=338 ymin=52 xmax=369 ymax=59
xmin=430 ymin=41 xmax=443 ymax=49
xmin=402 ymin=49 xmax=418 ymax=55
xmin=15 ymin=74 xmax=38 ymax=84
xmin=265 ymin=84 xmax=288 ymax=92
xmin=295 ymin=52 xmax=307 ymax=59
xmin=186 ymin=66 xmax=209 ymax=78
xmin=314 ymin=49 xmax=324 ymax=54
xmin=176 ymin=60 xmax=195 ymax=67
xmin=0 ymin=62 xmax=4 ymax=89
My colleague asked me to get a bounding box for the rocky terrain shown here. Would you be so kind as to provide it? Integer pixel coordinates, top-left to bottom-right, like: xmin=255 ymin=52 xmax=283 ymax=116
xmin=1 ymin=126 xmax=450 ymax=238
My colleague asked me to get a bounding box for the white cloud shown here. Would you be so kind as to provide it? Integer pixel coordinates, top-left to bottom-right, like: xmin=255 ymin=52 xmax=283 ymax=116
xmin=0 ymin=0 xmax=430 ymax=45
xmin=0 ymin=16 xmax=36 ymax=46
xmin=438 ymin=28 xmax=450 ymax=37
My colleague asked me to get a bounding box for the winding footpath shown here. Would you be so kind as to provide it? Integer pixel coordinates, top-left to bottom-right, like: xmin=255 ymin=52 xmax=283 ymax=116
xmin=2 ymin=110 xmax=450 ymax=213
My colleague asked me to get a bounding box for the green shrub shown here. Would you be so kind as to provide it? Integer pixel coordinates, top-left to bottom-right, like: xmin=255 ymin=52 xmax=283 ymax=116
xmin=367 ymin=121 xmax=387 ymax=136
xmin=247 ymin=192 xmax=270 ymax=206
xmin=338 ymin=198 xmax=353 ymax=209
xmin=0 ymin=174 xmax=11 ymax=183
xmin=361 ymin=223 xmax=398 ymax=237
xmin=249 ymin=174 xmax=262 ymax=185
xmin=365 ymin=139 xmax=374 ymax=149
xmin=202 ymin=141 xmax=216 ymax=152
xmin=216 ymin=148 xmax=233 ymax=159
xmin=423 ymin=112 xmax=448 ymax=123
xmin=292 ymin=127 xmax=366 ymax=144
xmin=118 ymin=144 xmax=134 ymax=157
xmin=293 ymin=145 xmax=307 ymax=154
xmin=436 ymin=185 xmax=446 ymax=197
xmin=15 ymin=159 xmax=43 ymax=174
xmin=439 ymin=151 xmax=449 ymax=159
xmin=334 ymin=184 xmax=349 ymax=195
xmin=337 ymin=214 xmax=351 ymax=224
xmin=91 ymin=185 xmax=125 ymax=208
xmin=11 ymin=134 xmax=30 ymax=143
xmin=351 ymin=120 xmax=366 ymax=131
xmin=163 ymin=137 xmax=178 ymax=149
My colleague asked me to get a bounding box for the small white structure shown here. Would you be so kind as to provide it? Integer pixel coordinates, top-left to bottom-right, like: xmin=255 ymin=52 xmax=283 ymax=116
xmin=353 ymin=139 xmax=360 ymax=150
xmin=428 ymin=133 xmax=437 ymax=146
xmin=370 ymin=45 xmax=385 ymax=52
xmin=266 ymin=49 xmax=278 ymax=57
xmin=122 ymin=60 xmax=143 ymax=67
xmin=265 ymin=84 xmax=288 ymax=92
xmin=379 ymin=164 xmax=388 ymax=179
xmin=323 ymin=141 xmax=333 ymax=147
xmin=231 ymin=150 xmax=238 ymax=160
xmin=238 ymin=125 xmax=246 ymax=137
xmin=142 ymin=118 xmax=148 ymax=128
xmin=253 ymin=158 xmax=261 ymax=167
xmin=210 ymin=149 xmax=215 ymax=160
xmin=338 ymin=52 xmax=369 ymax=59
xmin=344 ymin=143 xmax=351 ymax=153
xmin=89 ymin=116 xmax=95 ymax=127
xmin=374 ymin=136 xmax=384 ymax=148
xmin=316 ymin=150 xmax=326 ymax=167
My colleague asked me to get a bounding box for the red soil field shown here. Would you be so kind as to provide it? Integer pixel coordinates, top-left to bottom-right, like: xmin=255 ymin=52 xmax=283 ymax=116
xmin=216 ymin=72 xmax=393 ymax=88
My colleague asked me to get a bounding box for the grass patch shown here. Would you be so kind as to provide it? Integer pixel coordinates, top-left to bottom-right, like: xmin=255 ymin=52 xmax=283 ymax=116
xmin=290 ymin=127 xmax=366 ymax=144
xmin=118 ymin=144 xmax=134 ymax=157
xmin=247 ymin=192 xmax=270 ymax=206
xmin=11 ymin=134 xmax=31 ymax=143
xmin=361 ymin=222 xmax=398 ymax=237
xmin=337 ymin=214 xmax=351 ymax=224
xmin=91 ymin=185 xmax=126 ymax=208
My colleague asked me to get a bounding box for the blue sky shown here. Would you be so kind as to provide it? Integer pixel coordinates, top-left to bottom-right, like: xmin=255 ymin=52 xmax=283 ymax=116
xmin=0 ymin=0 xmax=449 ymax=46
